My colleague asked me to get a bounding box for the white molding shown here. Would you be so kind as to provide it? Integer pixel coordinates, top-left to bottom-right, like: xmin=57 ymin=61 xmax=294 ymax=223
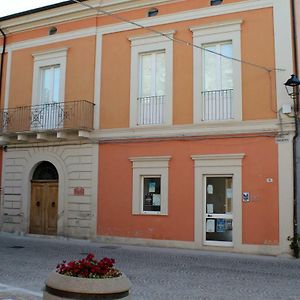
xmin=128 ymin=30 xmax=176 ymax=44
xmin=94 ymin=119 xmax=291 ymax=141
xmin=129 ymin=31 xmax=174 ymax=127
xmin=93 ymin=30 xmax=102 ymax=130
xmin=190 ymin=19 xmax=243 ymax=34
xmin=7 ymin=27 xmax=96 ymax=51
xmin=273 ymin=0 xmax=295 ymax=110
xmin=191 ymin=20 xmax=242 ymax=123
xmin=31 ymin=48 xmax=68 ymax=106
xmin=192 ymin=153 xmax=244 ymax=249
xmin=32 ymin=47 xmax=69 ymax=61
xmin=130 ymin=155 xmax=171 ymax=215
xmin=272 ymin=0 xmax=294 ymax=255
xmin=4 ymin=49 xmax=12 ymax=110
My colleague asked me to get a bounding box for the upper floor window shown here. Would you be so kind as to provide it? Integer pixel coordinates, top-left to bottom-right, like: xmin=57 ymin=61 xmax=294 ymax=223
xmin=202 ymin=41 xmax=233 ymax=121
xmin=40 ymin=65 xmax=61 ymax=104
xmin=138 ymin=51 xmax=166 ymax=125
xmin=129 ymin=31 xmax=174 ymax=127
xmin=32 ymin=48 xmax=68 ymax=130
xmin=191 ymin=20 xmax=242 ymax=123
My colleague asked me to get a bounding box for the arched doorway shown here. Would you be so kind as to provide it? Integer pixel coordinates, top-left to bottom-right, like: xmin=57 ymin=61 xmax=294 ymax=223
xmin=29 ymin=161 xmax=59 ymax=235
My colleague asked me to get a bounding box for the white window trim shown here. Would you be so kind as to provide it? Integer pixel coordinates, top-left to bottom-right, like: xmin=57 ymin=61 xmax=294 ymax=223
xmin=191 ymin=153 xmax=244 ymax=248
xmin=190 ymin=20 xmax=243 ymax=123
xmin=129 ymin=156 xmax=171 ymax=215
xmin=129 ymin=31 xmax=174 ymax=127
xmin=32 ymin=48 xmax=68 ymax=106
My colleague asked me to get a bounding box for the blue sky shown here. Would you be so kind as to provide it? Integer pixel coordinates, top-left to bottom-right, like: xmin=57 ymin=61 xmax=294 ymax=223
xmin=1 ymin=1 xmax=67 ymax=17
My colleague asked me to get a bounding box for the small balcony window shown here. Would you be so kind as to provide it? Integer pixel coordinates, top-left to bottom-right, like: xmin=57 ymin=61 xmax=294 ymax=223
xmin=202 ymin=41 xmax=234 ymax=121
xmin=138 ymin=51 xmax=166 ymax=125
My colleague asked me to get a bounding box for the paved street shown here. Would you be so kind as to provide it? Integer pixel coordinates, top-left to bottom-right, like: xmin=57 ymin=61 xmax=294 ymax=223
xmin=0 ymin=233 xmax=299 ymax=300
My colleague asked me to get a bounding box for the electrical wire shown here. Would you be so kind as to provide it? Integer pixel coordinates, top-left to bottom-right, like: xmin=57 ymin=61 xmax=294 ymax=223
xmin=71 ymin=0 xmax=285 ymax=73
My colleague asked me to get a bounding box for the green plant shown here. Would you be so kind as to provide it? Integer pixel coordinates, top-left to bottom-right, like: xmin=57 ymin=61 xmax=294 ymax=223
xmin=287 ymin=235 xmax=300 ymax=258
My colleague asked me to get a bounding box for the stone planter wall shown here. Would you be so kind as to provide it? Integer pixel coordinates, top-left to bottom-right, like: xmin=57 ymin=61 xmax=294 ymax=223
xmin=43 ymin=271 xmax=132 ymax=299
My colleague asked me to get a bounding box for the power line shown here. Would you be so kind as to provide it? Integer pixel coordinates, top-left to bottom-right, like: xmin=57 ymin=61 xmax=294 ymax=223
xmin=71 ymin=0 xmax=285 ymax=73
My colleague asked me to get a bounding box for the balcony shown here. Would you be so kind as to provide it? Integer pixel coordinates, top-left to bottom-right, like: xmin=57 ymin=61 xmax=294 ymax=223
xmin=137 ymin=95 xmax=165 ymax=126
xmin=0 ymin=100 xmax=94 ymax=143
xmin=202 ymin=89 xmax=234 ymax=121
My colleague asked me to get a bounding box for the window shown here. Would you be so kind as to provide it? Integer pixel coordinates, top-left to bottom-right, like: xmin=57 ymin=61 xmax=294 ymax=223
xmin=142 ymin=176 xmax=161 ymax=212
xmin=40 ymin=65 xmax=61 ymax=104
xmin=32 ymin=48 xmax=68 ymax=130
xmin=203 ymin=42 xmax=233 ymax=120
xmin=191 ymin=20 xmax=242 ymax=123
xmin=129 ymin=156 xmax=171 ymax=215
xmin=129 ymin=31 xmax=174 ymax=127
xmin=138 ymin=51 xmax=166 ymax=125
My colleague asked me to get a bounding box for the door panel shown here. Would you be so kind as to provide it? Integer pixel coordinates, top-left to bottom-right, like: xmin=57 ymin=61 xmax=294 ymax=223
xmin=45 ymin=182 xmax=58 ymax=235
xmin=30 ymin=181 xmax=58 ymax=235
xmin=30 ymin=183 xmax=45 ymax=234
xmin=205 ymin=176 xmax=233 ymax=244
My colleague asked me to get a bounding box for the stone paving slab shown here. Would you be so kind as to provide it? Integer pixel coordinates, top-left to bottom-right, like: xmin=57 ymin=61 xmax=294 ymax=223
xmin=0 ymin=233 xmax=300 ymax=299
xmin=0 ymin=284 xmax=42 ymax=300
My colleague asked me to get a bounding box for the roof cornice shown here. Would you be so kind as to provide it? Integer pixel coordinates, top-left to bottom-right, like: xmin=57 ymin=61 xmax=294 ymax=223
xmin=0 ymin=0 xmax=178 ymax=34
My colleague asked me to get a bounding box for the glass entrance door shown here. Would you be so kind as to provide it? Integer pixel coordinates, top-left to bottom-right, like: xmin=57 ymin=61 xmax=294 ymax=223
xmin=204 ymin=176 xmax=233 ymax=246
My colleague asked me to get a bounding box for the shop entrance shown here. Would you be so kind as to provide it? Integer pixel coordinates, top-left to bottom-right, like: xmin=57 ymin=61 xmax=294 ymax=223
xmin=29 ymin=161 xmax=58 ymax=235
xmin=204 ymin=176 xmax=233 ymax=246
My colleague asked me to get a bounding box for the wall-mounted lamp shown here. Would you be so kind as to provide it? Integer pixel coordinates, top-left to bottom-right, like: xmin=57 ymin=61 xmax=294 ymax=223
xmin=285 ymin=74 xmax=300 ymax=112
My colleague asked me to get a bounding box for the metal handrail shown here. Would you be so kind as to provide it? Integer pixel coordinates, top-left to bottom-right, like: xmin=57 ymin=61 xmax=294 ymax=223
xmin=0 ymin=100 xmax=95 ymax=133
xmin=202 ymin=89 xmax=234 ymax=121
xmin=137 ymin=95 xmax=165 ymax=125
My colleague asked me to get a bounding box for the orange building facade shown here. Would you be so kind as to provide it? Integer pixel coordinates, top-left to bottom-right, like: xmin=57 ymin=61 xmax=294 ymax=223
xmin=0 ymin=0 xmax=297 ymax=255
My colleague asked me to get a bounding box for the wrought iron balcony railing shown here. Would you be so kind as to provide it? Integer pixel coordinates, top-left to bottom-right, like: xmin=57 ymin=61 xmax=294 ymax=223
xmin=0 ymin=100 xmax=94 ymax=134
xmin=137 ymin=95 xmax=165 ymax=125
xmin=202 ymin=89 xmax=234 ymax=121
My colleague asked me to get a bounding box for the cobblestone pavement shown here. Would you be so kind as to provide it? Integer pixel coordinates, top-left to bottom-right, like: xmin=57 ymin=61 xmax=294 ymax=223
xmin=0 ymin=233 xmax=300 ymax=300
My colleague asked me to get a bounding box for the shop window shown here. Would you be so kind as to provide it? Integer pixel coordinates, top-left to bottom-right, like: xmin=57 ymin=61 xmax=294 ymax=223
xmin=129 ymin=156 xmax=171 ymax=215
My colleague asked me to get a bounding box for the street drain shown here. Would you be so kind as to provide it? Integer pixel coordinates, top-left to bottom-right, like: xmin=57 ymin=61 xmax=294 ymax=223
xmin=9 ymin=245 xmax=24 ymax=249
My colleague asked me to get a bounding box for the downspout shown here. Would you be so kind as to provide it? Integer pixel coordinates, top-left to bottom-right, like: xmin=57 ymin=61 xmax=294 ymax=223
xmin=0 ymin=28 xmax=6 ymax=102
xmin=291 ymin=0 xmax=299 ymax=244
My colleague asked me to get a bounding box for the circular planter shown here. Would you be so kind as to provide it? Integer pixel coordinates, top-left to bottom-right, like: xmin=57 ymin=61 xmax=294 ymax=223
xmin=43 ymin=271 xmax=132 ymax=300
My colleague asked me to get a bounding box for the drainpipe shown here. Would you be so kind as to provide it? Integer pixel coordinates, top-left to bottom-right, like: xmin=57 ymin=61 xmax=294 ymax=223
xmin=291 ymin=0 xmax=299 ymax=242
xmin=0 ymin=28 xmax=6 ymax=102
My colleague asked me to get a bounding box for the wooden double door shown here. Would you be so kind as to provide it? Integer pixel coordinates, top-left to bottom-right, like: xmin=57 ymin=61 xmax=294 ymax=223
xmin=29 ymin=181 xmax=58 ymax=235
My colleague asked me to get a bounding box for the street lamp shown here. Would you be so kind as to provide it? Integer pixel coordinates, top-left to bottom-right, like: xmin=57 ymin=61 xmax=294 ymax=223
xmin=284 ymin=74 xmax=300 ymax=257
xmin=285 ymin=74 xmax=300 ymax=111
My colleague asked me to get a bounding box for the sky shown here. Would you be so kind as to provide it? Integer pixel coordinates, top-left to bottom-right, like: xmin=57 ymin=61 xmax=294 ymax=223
xmin=1 ymin=0 xmax=67 ymax=18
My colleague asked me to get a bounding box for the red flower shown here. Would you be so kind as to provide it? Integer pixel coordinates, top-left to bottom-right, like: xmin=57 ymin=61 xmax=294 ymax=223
xmin=56 ymin=253 xmax=121 ymax=279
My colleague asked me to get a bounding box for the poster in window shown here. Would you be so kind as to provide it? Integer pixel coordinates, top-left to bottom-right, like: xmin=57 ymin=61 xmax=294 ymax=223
xmin=149 ymin=182 xmax=156 ymax=193
xmin=152 ymin=194 xmax=161 ymax=206
xmin=207 ymin=204 xmax=214 ymax=214
xmin=144 ymin=193 xmax=153 ymax=206
xmin=216 ymin=219 xmax=225 ymax=233
xmin=207 ymin=184 xmax=213 ymax=194
xmin=206 ymin=219 xmax=215 ymax=232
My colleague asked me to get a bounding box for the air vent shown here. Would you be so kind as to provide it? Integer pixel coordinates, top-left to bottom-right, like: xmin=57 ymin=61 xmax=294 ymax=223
xmin=210 ymin=0 xmax=223 ymax=5
xmin=148 ymin=7 xmax=158 ymax=17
